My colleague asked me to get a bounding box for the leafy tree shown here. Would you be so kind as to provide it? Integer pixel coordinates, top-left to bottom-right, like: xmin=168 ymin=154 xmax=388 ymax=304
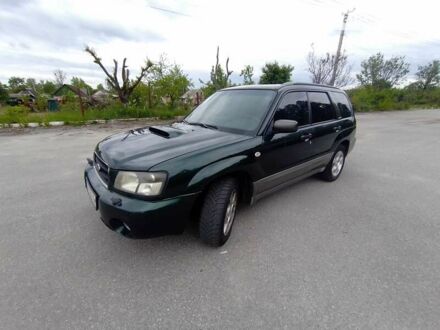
xmin=356 ymin=53 xmax=410 ymax=88
xmin=240 ymin=65 xmax=254 ymax=85
xmin=95 ymin=83 xmax=105 ymax=92
xmin=153 ymin=64 xmax=191 ymax=107
xmin=144 ymin=55 xmax=192 ymax=107
xmin=148 ymin=54 xmax=170 ymax=81
xmin=25 ymin=78 xmax=37 ymax=90
xmin=307 ymin=47 xmax=354 ymax=87
xmin=200 ymin=46 xmax=232 ymax=96
xmin=0 ymin=83 xmax=8 ymax=103
xmin=40 ymin=80 xmax=56 ymax=94
xmin=259 ymin=62 xmax=293 ymax=84
xmin=70 ymin=77 xmax=93 ymax=95
xmin=85 ymin=46 xmax=153 ymax=104
xmin=54 ymin=69 xmax=67 ymax=86
xmin=130 ymin=82 xmax=151 ymax=107
xmin=415 ymin=60 xmax=440 ymax=90
xmin=35 ymin=94 xmax=48 ymax=112
xmin=8 ymin=77 xmax=26 ymax=92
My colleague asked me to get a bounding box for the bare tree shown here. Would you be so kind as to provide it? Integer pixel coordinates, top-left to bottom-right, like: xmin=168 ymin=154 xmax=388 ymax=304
xmin=200 ymin=46 xmax=232 ymax=96
xmin=85 ymin=46 xmax=153 ymax=104
xmin=53 ymin=69 xmax=67 ymax=86
xmin=307 ymin=46 xmax=354 ymax=87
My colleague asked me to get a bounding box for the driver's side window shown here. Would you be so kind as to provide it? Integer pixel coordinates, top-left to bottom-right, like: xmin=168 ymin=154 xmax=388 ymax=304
xmin=274 ymin=92 xmax=309 ymax=126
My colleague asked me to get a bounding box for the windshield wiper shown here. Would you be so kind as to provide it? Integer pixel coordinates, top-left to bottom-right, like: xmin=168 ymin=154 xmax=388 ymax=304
xmin=184 ymin=121 xmax=218 ymax=130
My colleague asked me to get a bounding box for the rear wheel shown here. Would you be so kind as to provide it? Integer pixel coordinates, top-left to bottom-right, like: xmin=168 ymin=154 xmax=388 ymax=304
xmin=199 ymin=178 xmax=238 ymax=247
xmin=320 ymin=146 xmax=346 ymax=181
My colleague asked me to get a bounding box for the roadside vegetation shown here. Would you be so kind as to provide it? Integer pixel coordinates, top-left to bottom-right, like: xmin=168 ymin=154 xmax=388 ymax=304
xmin=0 ymin=45 xmax=439 ymax=125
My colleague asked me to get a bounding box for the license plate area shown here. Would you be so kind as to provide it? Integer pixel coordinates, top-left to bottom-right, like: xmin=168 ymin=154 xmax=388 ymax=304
xmin=85 ymin=177 xmax=99 ymax=210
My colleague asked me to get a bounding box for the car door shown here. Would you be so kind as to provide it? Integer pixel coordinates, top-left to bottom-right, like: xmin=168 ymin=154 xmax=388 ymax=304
xmin=258 ymin=91 xmax=315 ymax=178
xmin=329 ymin=91 xmax=356 ymax=132
xmin=307 ymin=91 xmax=340 ymax=156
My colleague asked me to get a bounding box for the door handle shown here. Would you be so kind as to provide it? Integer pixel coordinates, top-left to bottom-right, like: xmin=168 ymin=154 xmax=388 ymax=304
xmin=300 ymin=133 xmax=312 ymax=141
xmin=333 ymin=126 xmax=342 ymax=132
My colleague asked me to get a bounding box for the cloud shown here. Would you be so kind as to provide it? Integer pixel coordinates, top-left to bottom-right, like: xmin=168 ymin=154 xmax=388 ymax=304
xmin=0 ymin=1 xmax=163 ymax=50
xmin=1 ymin=0 xmax=439 ymax=87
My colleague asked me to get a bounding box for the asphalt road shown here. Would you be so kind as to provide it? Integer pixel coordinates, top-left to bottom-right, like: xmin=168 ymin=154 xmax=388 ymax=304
xmin=1 ymin=110 xmax=440 ymax=329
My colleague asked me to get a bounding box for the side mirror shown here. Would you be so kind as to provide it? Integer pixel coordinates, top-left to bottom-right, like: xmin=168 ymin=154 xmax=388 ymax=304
xmin=273 ymin=119 xmax=298 ymax=133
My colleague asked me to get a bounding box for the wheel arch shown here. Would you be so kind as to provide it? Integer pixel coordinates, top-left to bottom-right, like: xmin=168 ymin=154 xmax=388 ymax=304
xmin=188 ymin=156 xmax=255 ymax=212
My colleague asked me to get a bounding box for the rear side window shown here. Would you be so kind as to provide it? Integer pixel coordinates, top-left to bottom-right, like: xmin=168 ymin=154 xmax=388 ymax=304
xmin=274 ymin=92 xmax=309 ymax=126
xmin=308 ymin=92 xmax=336 ymax=123
xmin=330 ymin=92 xmax=353 ymax=118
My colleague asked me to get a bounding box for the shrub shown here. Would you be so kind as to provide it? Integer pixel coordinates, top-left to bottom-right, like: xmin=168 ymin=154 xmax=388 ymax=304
xmin=35 ymin=95 xmax=48 ymax=112
xmin=1 ymin=105 xmax=30 ymax=124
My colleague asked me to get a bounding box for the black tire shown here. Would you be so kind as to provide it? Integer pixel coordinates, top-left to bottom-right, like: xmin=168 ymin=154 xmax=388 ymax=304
xmin=320 ymin=145 xmax=346 ymax=182
xmin=199 ymin=178 xmax=239 ymax=247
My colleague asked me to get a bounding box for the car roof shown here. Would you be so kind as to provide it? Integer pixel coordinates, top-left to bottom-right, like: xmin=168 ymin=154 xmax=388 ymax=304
xmin=222 ymin=82 xmax=343 ymax=92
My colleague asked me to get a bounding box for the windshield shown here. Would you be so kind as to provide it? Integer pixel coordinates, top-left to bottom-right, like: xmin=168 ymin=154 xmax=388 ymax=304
xmin=185 ymin=89 xmax=276 ymax=135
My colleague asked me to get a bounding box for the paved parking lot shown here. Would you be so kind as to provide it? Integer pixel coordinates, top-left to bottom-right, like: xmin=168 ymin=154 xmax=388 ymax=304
xmin=1 ymin=110 xmax=440 ymax=329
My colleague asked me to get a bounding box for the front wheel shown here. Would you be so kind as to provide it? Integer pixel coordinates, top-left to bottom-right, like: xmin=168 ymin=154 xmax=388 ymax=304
xmin=320 ymin=146 xmax=346 ymax=181
xmin=199 ymin=178 xmax=238 ymax=247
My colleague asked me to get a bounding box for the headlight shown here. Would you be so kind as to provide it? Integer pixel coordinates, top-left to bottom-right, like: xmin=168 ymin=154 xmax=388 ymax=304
xmin=114 ymin=171 xmax=167 ymax=196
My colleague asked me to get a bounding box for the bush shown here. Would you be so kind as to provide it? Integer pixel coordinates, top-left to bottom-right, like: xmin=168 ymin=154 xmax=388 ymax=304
xmin=349 ymin=87 xmax=409 ymax=111
xmin=1 ymin=105 xmax=30 ymax=123
xmin=35 ymin=95 xmax=48 ymax=112
xmin=0 ymin=102 xmax=190 ymax=125
xmin=348 ymin=86 xmax=440 ymax=112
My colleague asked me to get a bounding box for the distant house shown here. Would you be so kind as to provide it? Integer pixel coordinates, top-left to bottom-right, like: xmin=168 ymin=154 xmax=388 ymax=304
xmin=91 ymin=90 xmax=116 ymax=105
xmin=52 ymin=84 xmax=116 ymax=107
xmin=180 ymin=89 xmax=204 ymax=106
xmin=7 ymin=88 xmax=36 ymax=106
xmin=53 ymin=84 xmax=90 ymax=101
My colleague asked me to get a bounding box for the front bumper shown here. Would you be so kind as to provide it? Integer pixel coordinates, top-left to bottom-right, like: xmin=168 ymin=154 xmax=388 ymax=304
xmin=84 ymin=165 xmax=199 ymax=238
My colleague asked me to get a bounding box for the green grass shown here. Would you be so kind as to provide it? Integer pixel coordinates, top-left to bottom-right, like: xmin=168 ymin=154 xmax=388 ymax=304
xmin=0 ymin=103 xmax=190 ymax=125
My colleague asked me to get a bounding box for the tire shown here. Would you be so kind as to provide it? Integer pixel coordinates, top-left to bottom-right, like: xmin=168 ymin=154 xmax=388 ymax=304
xmin=320 ymin=145 xmax=346 ymax=182
xmin=199 ymin=178 xmax=239 ymax=247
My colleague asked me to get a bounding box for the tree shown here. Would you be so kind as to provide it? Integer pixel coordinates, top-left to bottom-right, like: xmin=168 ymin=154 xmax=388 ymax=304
xmin=240 ymin=65 xmax=254 ymax=85
xmin=0 ymin=83 xmax=8 ymax=103
xmin=95 ymin=83 xmax=105 ymax=92
xmin=70 ymin=77 xmax=93 ymax=95
xmin=130 ymin=82 xmax=151 ymax=107
xmin=307 ymin=47 xmax=354 ymax=87
xmin=142 ymin=54 xmax=191 ymax=108
xmin=153 ymin=64 xmax=191 ymax=107
xmin=53 ymin=69 xmax=67 ymax=86
xmin=416 ymin=60 xmax=440 ymax=90
xmin=8 ymin=77 xmax=26 ymax=92
xmin=36 ymin=80 xmax=56 ymax=95
xmin=85 ymin=46 xmax=153 ymax=104
xmin=200 ymin=46 xmax=232 ymax=96
xmin=356 ymin=53 xmax=410 ymax=88
xmin=259 ymin=62 xmax=293 ymax=84
xmin=25 ymin=78 xmax=37 ymax=90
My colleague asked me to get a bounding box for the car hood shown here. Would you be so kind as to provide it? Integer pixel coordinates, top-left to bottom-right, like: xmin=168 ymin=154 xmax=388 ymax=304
xmin=95 ymin=122 xmax=250 ymax=170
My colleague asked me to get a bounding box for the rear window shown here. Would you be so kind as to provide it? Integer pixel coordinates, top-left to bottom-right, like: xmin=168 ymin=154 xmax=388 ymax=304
xmin=330 ymin=92 xmax=353 ymax=118
xmin=308 ymin=92 xmax=336 ymax=123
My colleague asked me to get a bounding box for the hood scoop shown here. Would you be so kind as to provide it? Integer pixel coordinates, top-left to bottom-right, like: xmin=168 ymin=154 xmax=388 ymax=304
xmin=148 ymin=125 xmax=185 ymax=139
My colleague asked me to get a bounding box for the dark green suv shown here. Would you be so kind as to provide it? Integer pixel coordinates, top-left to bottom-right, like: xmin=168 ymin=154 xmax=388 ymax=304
xmin=84 ymin=83 xmax=356 ymax=246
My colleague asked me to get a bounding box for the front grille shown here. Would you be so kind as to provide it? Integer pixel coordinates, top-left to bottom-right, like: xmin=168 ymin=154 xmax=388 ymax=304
xmin=94 ymin=153 xmax=110 ymax=186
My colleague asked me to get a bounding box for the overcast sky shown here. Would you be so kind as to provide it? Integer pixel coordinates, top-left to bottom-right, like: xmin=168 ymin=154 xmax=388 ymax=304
xmin=1 ymin=0 xmax=439 ymax=87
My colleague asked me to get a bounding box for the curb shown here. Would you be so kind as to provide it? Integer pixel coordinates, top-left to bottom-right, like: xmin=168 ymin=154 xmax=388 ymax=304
xmin=0 ymin=116 xmax=184 ymax=129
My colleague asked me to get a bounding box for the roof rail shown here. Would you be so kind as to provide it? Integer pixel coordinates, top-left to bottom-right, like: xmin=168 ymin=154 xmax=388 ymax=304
xmin=281 ymin=82 xmax=340 ymax=90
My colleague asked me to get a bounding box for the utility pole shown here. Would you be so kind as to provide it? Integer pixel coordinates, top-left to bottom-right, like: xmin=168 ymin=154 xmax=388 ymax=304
xmin=329 ymin=8 xmax=355 ymax=86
